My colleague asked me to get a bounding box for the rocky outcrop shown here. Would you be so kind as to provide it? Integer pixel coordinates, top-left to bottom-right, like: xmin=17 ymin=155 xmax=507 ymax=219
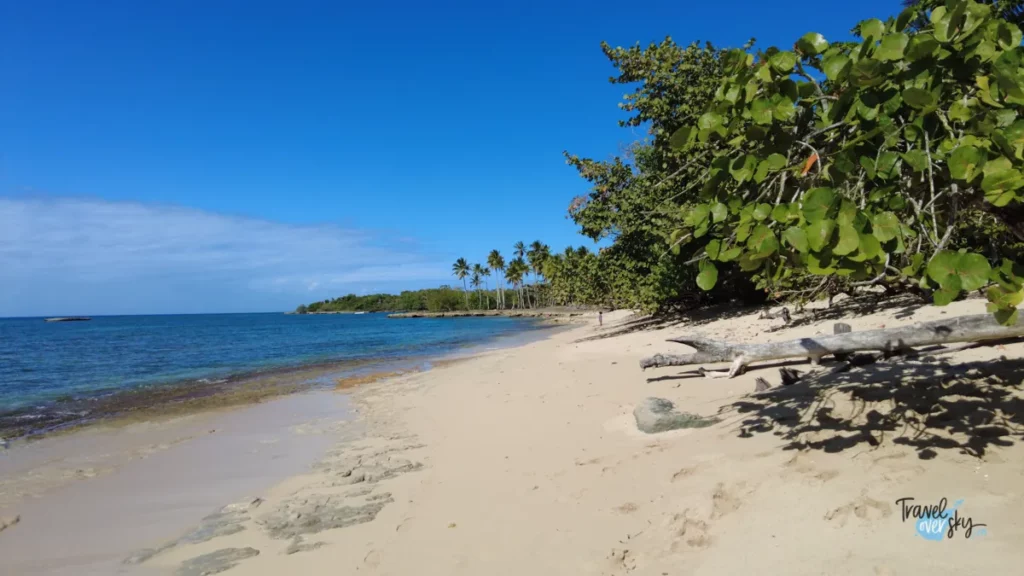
xmin=176 ymin=547 xmax=259 ymax=576
xmin=260 ymin=495 xmax=393 ymax=539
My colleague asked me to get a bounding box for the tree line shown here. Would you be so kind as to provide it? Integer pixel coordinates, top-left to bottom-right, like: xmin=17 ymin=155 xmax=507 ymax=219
xmin=299 ymin=0 xmax=1024 ymax=321
xmin=296 ymin=240 xmax=607 ymax=313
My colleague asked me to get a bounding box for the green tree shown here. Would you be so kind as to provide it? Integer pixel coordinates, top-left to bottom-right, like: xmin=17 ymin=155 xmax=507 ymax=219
xmin=481 ymin=265 xmax=492 ymax=309
xmin=506 ymin=258 xmax=528 ymax=309
xmin=526 ymin=240 xmax=551 ymax=307
xmin=471 ymin=265 xmax=484 ymax=309
xmin=487 ymin=249 xmax=506 ymax=309
xmin=664 ymin=0 xmax=1024 ymax=323
xmin=565 ymin=38 xmax=749 ymax=312
xmin=452 ymin=258 xmax=470 ymax=310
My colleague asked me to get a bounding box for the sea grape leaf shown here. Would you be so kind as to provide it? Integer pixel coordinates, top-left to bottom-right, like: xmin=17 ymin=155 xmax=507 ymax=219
xmin=871 ymin=212 xmax=900 ymax=242
xmin=802 ymin=187 xmax=835 ymax=222
xmin=806 ymin=219 xmax=836 ymax=252
xmin=783 ymin=226 xmax=809 ymax=253
xmin=834 ymin=223 xmax=860 ymax=256
xmin=797 ymin=32 xmax=828 ymax=55
xmin=696 ymin=260 xmax=719 ymax=291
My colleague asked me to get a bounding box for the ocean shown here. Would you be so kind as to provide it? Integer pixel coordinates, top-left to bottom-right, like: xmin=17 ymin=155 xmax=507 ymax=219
xmin=0 ymin=312 xmax=549 ymax=438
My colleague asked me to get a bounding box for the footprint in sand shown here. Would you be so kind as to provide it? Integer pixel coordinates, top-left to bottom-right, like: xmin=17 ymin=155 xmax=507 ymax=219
xmin=670 ymin=465 xmax=701 ymax=482
xmin=824 ymin=493 xmax=892 ymax=527
xmin=607 ymin=547 xmax=637 ymax=573
xmin=615 ymin=502 xmax=638 ymax=514
xmin=781 ymin=452 xmax=840 ymax=486
xmin=710 ymin=482 xmax=747 ymax=519
xmin=671 ymin=511 xmax=713 ymax=550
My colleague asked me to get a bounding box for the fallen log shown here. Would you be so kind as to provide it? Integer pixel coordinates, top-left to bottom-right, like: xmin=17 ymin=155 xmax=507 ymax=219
xmin=639 ymin=313 xmax=1024 ymax=378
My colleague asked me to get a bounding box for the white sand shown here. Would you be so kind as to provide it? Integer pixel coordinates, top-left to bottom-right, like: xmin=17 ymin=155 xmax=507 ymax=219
xmin=3 ymin=298 xmax=1023 ymax=575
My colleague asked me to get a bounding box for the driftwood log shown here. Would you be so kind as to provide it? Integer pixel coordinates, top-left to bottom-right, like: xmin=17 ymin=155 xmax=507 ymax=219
xmin=639 ymin=313 xmax=1024 ymax=378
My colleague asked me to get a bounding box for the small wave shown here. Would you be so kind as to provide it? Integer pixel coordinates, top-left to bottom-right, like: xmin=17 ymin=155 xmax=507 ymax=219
xmin=10 ymin=413 xmax=47 ymax=422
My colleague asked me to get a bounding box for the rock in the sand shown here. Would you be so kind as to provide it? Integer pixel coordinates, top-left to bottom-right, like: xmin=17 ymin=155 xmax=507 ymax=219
xmin=0 ymin=515 xmax=20 ymax=533
xmin=320 ymin=454 xmax=422 ymax=486
xmin=260 ymin=495 xmax=393 ymax=539
xmin=633 ymin=398 xmax=718 ymax=434
xmin=176 ymin=547 xmax=260 ymax=576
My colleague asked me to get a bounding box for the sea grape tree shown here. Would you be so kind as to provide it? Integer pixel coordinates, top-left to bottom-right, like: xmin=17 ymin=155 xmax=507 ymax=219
xmin=668 ymin=0 xmax=1024 ymax=323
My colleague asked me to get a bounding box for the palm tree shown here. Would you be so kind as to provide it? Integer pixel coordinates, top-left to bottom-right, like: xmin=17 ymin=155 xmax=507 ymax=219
xmin=527 ymin=240 xmax=551 ymax=308
xmin=513 ymin=241 xmax=526 ymax=260
xmin=452 ymin=258 xmax=470 ymax=309
xmin=506 ymin=257 xmax=529 ymax=309
xmin=488 ymin=250 xmax=506 ymax=309
xmin=514 ymin=239 xmax=527 ymax=302
xmin=505 ymin=260 xmax=521 ymax=309
xmin=481 ymin=266 xmax=492 ymax=309
xmin=470 ymin=266 xmax=483 ymax=309
xmin=472 ymin=263 xmax=488 ymax=309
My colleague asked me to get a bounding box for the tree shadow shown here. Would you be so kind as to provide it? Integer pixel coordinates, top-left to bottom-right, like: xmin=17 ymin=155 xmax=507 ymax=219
xmin=779 ymin=293 xmax=929 ymax=330
xmin=725 ymin=356 xmax=1024 ymax=459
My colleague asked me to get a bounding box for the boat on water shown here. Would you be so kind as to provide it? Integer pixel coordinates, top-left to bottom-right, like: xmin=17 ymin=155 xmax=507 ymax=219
xmin=44 ymin=317 xmax=92 ymax=322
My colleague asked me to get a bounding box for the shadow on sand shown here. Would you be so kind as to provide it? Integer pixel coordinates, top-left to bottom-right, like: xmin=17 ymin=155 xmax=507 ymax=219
xmin=576 ymin=303 xmax=759 ymax=343
xmin=722 ymin=354 xmax=1024 ymax=459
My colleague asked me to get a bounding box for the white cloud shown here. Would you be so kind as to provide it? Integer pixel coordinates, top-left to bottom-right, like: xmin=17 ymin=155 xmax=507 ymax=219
xmin=0 ymin=197 xmax=452 ymax=315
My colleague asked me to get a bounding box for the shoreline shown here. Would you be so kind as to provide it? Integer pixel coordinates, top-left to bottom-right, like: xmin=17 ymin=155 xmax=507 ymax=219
xmin=0 ymin=316 xmax=576 ymax=574
xmin=0 ymin=319 xmax=559 ymax=443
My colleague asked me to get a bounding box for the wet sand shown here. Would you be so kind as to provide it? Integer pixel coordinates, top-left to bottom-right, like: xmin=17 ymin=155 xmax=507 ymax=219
xmin=0 ymin=391 xmax=348 ymax=575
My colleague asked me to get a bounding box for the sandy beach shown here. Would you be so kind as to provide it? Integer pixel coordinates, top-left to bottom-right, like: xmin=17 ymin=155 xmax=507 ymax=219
xmin=2 ymin=298 xmax=1023 ymax=575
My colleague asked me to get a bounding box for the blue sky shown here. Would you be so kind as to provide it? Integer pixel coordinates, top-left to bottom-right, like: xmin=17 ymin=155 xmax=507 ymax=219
xmin=0 ymin=0 xmax=898 ymax=316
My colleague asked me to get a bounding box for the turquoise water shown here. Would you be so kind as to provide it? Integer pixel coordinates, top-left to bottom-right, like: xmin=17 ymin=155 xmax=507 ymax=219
xmin=0 ymin=313 xmax=547 ymax=436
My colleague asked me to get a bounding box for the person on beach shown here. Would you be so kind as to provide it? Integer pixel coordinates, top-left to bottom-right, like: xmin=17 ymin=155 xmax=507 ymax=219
xmin=598 ymin=311 xmax=603 ymax=326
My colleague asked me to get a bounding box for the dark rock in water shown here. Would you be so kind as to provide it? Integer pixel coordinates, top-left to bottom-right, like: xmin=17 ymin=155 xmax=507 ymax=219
xmin=176 ymin=547 xmax=259 ymax=576
xmin=633 ymin=397 xmax=718 ymax=434
xmin=44 ymin=317 xmax=91 ymax=322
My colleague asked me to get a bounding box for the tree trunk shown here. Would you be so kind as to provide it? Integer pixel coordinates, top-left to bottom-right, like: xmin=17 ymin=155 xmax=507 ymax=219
xmin=639 ymin=313 xmax=1024 ymax=378
xmin=462 ymin=278 xmax=469 ymax=310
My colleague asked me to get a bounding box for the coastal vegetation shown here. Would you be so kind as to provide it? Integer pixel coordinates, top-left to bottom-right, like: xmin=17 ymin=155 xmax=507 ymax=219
xmin=300 ymin=0 xmax=1024 ymax=324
